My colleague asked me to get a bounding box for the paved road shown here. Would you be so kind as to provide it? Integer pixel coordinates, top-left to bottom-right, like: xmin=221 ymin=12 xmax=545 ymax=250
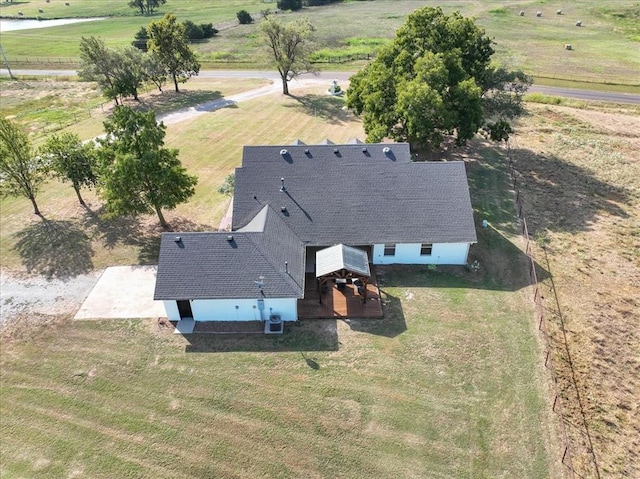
xmin=2 ymin=68 xmax=639 ymax=105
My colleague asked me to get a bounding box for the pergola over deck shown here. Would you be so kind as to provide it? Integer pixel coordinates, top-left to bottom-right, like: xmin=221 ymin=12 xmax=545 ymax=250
xmin=316 ymin=244 xmax=371 ymax=303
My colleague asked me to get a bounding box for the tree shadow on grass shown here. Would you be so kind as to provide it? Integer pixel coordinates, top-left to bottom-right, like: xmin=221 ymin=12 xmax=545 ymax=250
xmin=184 ymin=319 xmax=339 ymax=353
xmin=13 ymin=217 xmax=93 ymax=279
xmin=511 ymin=148 xmax=630 ymax=236
xmin=81 ymin=207 xmax=161 ymax=265
xmin=136 ymin=90 xmax=224 ymax=116
xmin=287 ymin=94 xmax=354 ymax=125
xmin=166 ymin=216 xmax=215 ymax=232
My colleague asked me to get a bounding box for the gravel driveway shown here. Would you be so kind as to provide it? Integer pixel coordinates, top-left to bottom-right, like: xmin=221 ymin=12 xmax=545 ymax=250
xmin=0 ymin=269 xmax=101 ymax=328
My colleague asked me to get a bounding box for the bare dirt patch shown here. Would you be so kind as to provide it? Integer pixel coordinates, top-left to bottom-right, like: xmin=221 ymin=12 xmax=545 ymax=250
xmin=512 ymin=102 xmax=640 ymax=478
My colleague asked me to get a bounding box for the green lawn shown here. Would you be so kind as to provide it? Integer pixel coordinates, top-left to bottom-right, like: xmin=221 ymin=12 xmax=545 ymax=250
xmin=1 ymin=0 xmax=639 ymax=85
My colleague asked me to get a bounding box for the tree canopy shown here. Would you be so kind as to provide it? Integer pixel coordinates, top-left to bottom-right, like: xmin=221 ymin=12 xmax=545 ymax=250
xmin=78 ymin=37 xmax=157 ymax=103
xmin=39 ymin=132 xmax=97 ymax=207
xmin=147 ymin=14 xmax=201 ymax=93
xmin=97 ymin=107 xmax=197 ymax=228
xmin=260 ymin=15 xmax=315 ymax=95
xmin=129 ymin=0 xmax=166 ymax=15
xmin=0 ymin=118 xmax=48 ymax=215
xmin=346 ymin=6 xmax=531 ymax=151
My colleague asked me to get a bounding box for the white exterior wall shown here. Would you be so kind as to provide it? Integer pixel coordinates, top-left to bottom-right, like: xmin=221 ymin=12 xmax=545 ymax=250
xmin=163 ymin=300 xmax=181 ymax=321
xmin=165 ymin=297 xmax=298 ymax=322
xmin=372 ymin=243 xmax=471 ymax=265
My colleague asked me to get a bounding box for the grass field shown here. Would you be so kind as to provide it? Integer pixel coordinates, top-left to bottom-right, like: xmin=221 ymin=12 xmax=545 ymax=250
xmin=0 ymin=120 xmax=559 ymax=478
xmin=1 ymin=0 xmax=639 ymax=86
xmin=510 ymin=102 xmax=640 ymax=477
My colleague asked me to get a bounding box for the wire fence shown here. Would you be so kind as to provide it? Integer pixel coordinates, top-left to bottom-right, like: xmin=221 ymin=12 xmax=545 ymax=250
xmin=505 ymin=138 xmax=601 ymax=479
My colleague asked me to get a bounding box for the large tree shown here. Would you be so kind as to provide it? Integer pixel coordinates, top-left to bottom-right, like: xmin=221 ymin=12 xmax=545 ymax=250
xmin=78 ymin=36 xmax=121 ymax=104
xmin=346 ymin=6 xmax=530 ymax=151
xmin=147 ymin=14 xmax=200 ymax=93
xmin=39 ymin=132 xmax=97 ymax=207
xmin=97 ymin=106 xmax=197 ymax=228
xmin=260 ymin=15 xmax=315 ymax=95
xmin=0 ymin=118 xmax=48 ymax=215
xmin=128 ymin=0 xmax=166 ymax=15
xmin=78 ymin=37 xmax=149 ymax=103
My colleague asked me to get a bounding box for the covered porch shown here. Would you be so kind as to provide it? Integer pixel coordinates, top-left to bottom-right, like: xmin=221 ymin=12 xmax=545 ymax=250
xmin=297 ymin=270 xmax=383 ymax=319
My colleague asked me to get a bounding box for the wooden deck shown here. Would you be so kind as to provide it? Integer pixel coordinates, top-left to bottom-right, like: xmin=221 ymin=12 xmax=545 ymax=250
xmin=298 ymin=271 xmax=384 ymax=319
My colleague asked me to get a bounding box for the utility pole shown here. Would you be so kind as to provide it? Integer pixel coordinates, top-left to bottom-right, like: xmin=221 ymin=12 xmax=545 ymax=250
xmin=0 ymin=44 xmax=16 ymax=80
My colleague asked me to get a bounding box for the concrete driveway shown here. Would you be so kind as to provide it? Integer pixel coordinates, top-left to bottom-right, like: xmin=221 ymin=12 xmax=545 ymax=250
xmin=74 ymin=266 xmax=166 ymax=320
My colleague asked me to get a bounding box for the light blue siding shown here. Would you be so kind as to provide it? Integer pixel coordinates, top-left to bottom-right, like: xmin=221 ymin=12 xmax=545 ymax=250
xmin=372 ymin=243 xmax=471 ymax=265
xmin=164 ymin=297 xmax=298 ymax=322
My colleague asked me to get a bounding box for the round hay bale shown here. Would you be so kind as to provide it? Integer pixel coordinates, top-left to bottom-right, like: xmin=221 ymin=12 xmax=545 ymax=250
xmin=520 ymin=10 xmax=525 ymax=16
xmin=536 ymin=11 xmax=542 ymax=17
xmin=576 ymin=20 xmax=582 ymax=27
xmin=565 ymin=44 xmax=572 ymax=50
xmin=557 ymin=10 xmax=562 ymax=15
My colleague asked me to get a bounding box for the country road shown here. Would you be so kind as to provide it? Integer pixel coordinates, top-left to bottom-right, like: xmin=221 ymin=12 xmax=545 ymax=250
xmin=2 ymin=68 xmax=640 ymax=105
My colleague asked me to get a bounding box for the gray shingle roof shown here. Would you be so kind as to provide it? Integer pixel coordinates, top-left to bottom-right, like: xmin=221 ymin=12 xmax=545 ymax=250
xmin=154 ymin=206 xmax=304 ymax=300
xmin=232 ymin=143 xmax=477 ymax=246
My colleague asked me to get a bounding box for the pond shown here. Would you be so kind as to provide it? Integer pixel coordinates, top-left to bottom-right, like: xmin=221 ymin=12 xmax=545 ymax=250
xmin=0 ymin=17 xmax=105 ymax=32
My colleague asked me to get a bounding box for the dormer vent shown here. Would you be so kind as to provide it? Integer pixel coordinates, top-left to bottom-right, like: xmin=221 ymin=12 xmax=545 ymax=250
xmin=383 ymin=147 xmax=391 ymax=154
xmin=174 ymin=236 xmax=182 ymax=243
xmin=281 ymin=206 xmax=287 ymax=213
xmin=280 ymin=177 xmax=286 ymax=192
xmin=362 ymin=147 xmax=368 ymax=153
xmin=280 ymin=149 xmax=288 ymax=156
xmin=304 ymin=148 xmax=310 ymax=155
xmin=226 ymin=235 xmax=234 ymax=242
xmin=285 ymin=261 xmax=289 ymax=274
xmin=334 ymin=148 xmax=339 ymax=154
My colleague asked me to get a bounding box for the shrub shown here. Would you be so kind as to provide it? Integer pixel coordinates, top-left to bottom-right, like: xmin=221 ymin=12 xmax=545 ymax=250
xmin=278 ymin=0 xmax=303 ymax=11
xmin=183 ymin=20 xmax=204 ymax=40
xmin=201 ymin=23 xmax=218 ymax=38
xmin=237 ymin=10 xmax=253 ymax=25
xmin=132 ymin=26 xmax=149 ymax=50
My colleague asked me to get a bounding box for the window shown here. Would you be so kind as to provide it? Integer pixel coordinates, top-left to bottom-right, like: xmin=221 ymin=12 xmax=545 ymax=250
xmin=420 ymin=243 xmax=433 ymax=256
xmin=383 ymin=244 xmax=396 ymax=256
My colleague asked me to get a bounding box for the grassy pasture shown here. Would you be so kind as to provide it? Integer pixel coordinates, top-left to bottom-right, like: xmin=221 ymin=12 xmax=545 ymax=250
xmin=511 ymin=103 xmax=640 ymax=477
xmin=0 ymin=84 xmax=559 ymax=476
xmin=1 ymin=0 xmax=639 ymax=86
xmin=0 ymin=267 xmax=557 ymax=478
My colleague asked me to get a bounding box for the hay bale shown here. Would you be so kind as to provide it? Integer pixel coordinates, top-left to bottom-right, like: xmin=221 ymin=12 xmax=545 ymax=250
xmin=565 ymin=44 xmax=572 ymax=50
xmin=38 ymin=8 xmax=43 ymax=12
xmin=557 ymin=10 xmax=562 ymax=15
xmin=536 ymin=11 xmax=542 ymax=17
xmin=520 ymin=10 xmax=525 ymax=16
xmin=576 ymin=20 xmax=582 ymax=27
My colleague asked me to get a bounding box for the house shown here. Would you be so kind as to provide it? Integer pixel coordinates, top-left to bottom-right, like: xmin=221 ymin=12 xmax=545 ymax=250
xmin=154 ymin=141 xmax=477 ymax=324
